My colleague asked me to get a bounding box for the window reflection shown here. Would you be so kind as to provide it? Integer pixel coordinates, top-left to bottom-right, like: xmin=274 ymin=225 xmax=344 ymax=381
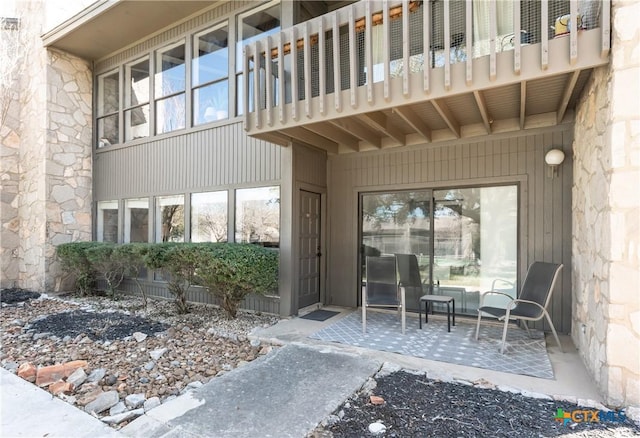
xmin=125 ymin=58 xmax=150 ymax=141
xmin=235 ymin=186 xmax=280 ymax=248
xmin=124 ymin=198 xmax=149 ymax=243
xmin=156 ymin=94 xmax=186 ymax=134
xmin=156 ymin=195 xmax=185 ymax=242
xmin=191 ymin=191 xmax=228 ymax=242
xmin=97 ymin=200 xmax=118 ymax=243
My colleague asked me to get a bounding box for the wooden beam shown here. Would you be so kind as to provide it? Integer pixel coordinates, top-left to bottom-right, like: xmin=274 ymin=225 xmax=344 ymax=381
xmin=393 ymin=107 xmax=432 ymax=141
xmin=431 ymin=99 xmax=461 ymax=138
xmin=358 ymin=112 xmax=406 ymax=145
xmin=473 ymin=90 xmax=491 ymax=134
xmin=286 ymin=127 xmax=339 ymax=154
xmin=520 ymin=80 xmax=527 ymax=129
xmin=557 ymin=70 xmax=580 ymax=123
xmin=329 ymin=119 xmax=381 ymax=149
xmin=304 ymin=123 xmax=359 ymax=151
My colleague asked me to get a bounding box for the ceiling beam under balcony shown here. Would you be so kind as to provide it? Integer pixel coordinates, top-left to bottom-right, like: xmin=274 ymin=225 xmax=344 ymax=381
xmin=557 ymin=70 xmax=581 ymax=123
xmin=473 ymin=90 xmax=492 ymax=134
xmin=393 ymin=107 xmax=432 ymax=142
xmin=520 ymin=81 xmax=527 ymax=130
xmin=431 ymin=99 xmax=461 ymax=138
xmin=304 ymin=123 xmax=359 ymax=151
xmin=329 ymin=119 xmax=381 ymax=149
xmin=286 ymin=127 xmax=338 ymax=154
xmin=357 ymin=112 xmax=406 ymax=146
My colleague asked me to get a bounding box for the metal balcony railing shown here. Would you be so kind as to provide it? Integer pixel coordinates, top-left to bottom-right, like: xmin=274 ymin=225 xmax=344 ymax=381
xmin=243 ymin=0 xmax=610 ymax=137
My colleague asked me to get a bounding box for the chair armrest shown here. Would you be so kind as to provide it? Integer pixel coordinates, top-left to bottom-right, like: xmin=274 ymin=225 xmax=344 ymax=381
xmin=506 ymin=298 xmax=545 ymax=312
xmin=491 ymin=278 xmax=515 ymax=291
xmin=479 ymin=290 xmax=514 ymax=307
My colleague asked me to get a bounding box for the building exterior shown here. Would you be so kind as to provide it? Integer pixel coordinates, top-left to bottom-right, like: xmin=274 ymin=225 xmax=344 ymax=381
xmin=1 ymin=0 xmax=638 ymax=409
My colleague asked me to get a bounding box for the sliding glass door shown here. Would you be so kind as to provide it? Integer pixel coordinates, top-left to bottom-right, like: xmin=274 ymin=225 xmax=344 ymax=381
xmin=360 ymin=184 xmax=518 ymax=315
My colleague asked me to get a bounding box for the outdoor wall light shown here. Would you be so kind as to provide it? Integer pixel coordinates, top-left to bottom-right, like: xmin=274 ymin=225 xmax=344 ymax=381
xmin=545 ymin=148 xmax=565 ymax=178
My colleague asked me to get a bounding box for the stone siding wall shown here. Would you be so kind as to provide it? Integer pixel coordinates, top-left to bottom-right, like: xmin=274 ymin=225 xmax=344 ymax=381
xmin=572 ymin=0 xmax=640 ymax=408
xmin=2 ymin=1 xmax=92 ymax=291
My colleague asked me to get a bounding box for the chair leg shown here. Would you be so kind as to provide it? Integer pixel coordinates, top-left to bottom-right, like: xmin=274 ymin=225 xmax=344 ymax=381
xmin=400 ymin=287 xmax=406 ymax=335
xmin=362 ymin=287 xmax=367 ymax=334
xmin=522 ymin=320 xmax=532 ymax=337
xmin=544 ymin=310 xmax=563 ymax=353
xmin=475 ymin=312 xmax=482 ymax=340
xmin=500 ymin=309 xmax=512 ymax=354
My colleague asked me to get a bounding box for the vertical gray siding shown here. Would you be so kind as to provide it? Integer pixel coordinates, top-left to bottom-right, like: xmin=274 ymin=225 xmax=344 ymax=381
xmin=94 ymin=122 xmax=282 ymax=199
xmin=327 ymin=125 xmax=574 ymax=333
xmin=294 ymin=144 xmax=327 ymax=187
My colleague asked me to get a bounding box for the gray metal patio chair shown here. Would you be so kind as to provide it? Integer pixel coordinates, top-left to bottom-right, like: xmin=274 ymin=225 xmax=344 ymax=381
xmin=475 ymin=262 xmax=563 ymax=354
xmin=362 ymin=256 xmax=406 ymax=335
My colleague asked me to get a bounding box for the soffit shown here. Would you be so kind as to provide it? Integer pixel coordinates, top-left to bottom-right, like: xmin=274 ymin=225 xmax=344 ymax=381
xmin=43 ymin=0 xmax=216 ymax=61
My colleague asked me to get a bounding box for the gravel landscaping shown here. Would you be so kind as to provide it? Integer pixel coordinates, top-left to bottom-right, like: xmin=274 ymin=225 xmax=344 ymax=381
xmin=0 ymin=288 xmax=279 ymax=428
xmin=2 ymin=288 xmax=639 ymax=436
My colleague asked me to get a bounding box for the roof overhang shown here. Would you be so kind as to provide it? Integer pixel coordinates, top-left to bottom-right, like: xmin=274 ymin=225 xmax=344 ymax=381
xmin=42 ymin=0 xmax=216 ymax=61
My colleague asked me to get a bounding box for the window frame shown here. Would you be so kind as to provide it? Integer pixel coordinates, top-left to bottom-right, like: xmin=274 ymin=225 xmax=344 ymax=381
xmin=123 ymin=56 xmax=151 ymax=142
xmin=96 ymin=68 xmax=121 ymax=148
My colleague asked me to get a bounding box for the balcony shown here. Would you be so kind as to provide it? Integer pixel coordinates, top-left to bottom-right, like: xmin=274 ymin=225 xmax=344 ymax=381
xmin=243 ymin=0 xmax=610 ymax=154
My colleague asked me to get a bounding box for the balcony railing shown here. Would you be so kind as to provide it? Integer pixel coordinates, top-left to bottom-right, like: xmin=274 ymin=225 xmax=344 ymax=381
xmin=243 ymin=0 xmax=610 ymax=144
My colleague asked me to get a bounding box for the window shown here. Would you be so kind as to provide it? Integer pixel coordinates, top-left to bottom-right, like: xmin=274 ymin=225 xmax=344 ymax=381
xmin=156 ymin=195 xmax=185 ymax=242
xmin=97 ymin=200 xmax=119 ymax=242
xmin=191 ymin=191 xmax=228 ymax=242
xmin=155 ymin=41 xmax=186 ymax=134
xmin=236 ymin=1 xmax=280 ymax=115
xmin=124 ymin=57 xmax=150 ymax=141
xmin=96 ymin=70 xmax=119 ymax=147
xmin=235 ymin=186 xmax=280 ymax=247
xmin=193 ymin=24 xmax=229 ymax=125
xmin=124 ymin=198 xmax=149 ymax=243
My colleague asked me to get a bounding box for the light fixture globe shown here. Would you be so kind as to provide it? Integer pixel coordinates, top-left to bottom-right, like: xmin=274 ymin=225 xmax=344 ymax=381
xmin=545 ymin=149 xmax=565 ymax=166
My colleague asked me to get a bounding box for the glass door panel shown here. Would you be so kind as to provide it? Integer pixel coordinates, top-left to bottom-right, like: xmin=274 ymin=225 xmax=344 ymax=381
xmin=433 ymin=185 xmax=518 ymax=316
xmin=360 ymin=190 xmax=432 ymax=311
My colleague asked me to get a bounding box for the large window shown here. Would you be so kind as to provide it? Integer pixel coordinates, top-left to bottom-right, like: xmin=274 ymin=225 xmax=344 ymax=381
xmin=193 ymin=24 xmax=229 ymax=125
xmin=124 ymin=57 xmax=150 ymax=141
xmin=124 ymin=198 xmax=149 ymax=243
xmin=235 ymin=186 xmax=280 ymax=247
xmin=156 ymin=195 xmax=185 ymax=242
xmin=97 ymin=200 xmax=119 ymax=242
xmin=155 ymin=41 xmax=186 ymax=134
xmin=236 ymin=1 xmax=280 ymax=116
xmin=96 ymin=70 xmax=119 ymax=147
xmin=191 ymin=191 xmax=228 ymax=242
xmin=360 ymin=185 xmax=518 ymax=315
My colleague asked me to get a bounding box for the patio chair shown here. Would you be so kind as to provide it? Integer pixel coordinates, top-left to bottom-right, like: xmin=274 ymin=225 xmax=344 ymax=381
xmin=362 ymin=256 xmax=406 ymax=335
xmin=475 ymin=262 xmax=563 ymax=354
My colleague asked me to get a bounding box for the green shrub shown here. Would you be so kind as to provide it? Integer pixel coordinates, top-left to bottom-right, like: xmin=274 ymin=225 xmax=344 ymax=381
xmin=85 ymin=242 xmax=129 ymax=299
xmin=114 ymin=243 xmax=150 ymax=307
xmin=56 ymin=242 xmax=101 ymax=296
xmin=144 ymin=242 xmax=201 ymax=314
xmin=195 ymin=243 xmax=278 ymax=319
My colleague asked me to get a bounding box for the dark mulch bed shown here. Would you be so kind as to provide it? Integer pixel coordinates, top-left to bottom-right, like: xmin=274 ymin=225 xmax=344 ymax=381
xmin=1 ymin=288 xmax=41 ymax=305
xmin=28 ymin=310 xmax=168 ymax=342
xmin=325 ymin=371 xmax=640 ymax=437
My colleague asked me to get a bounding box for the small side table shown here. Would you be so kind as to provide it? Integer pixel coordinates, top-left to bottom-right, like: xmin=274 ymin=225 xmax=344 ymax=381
xmin=419 ymin=295 xmax=455 ymax=332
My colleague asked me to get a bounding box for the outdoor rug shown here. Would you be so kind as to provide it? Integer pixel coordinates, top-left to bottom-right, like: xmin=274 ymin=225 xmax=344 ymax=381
xmin=300 ymin=309 xmax=340 ymax=321
xmin=309 ymin=311 xmax=554 ymax=379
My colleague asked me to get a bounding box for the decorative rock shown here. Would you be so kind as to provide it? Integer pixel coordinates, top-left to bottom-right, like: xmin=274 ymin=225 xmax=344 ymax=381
xmin=105 ymin=375 xmax=118 ymax=386
xmin=101 ymin=408 xmax=144 ymax=425
xmin=36 ymin=360 xmax=88 ymax=387
xmin=32 ymin=332 xmax=51 ymax=341
xmin=49 ymin=380 xmax=74 ymax=395
xmin=368 ymin=422 xmax=386 ymax=435
xmin=76 ymin=387 xmax=103 ymax=406
xmin=139 ymin=377 xmax=150 ymax=384
xmin=4 ymin=362 xmax=19 ymax=373
xmin=17 ymin=362 xmax=36 ymax=382
xmin=85 ymin=390 xmax=119 ymax=414
xmin=187 ymin=381 xmax=203 ymax=390
xmin=144 ymin=361 xmax=156 ymax=371
xmin=125 ymin=393 xmax=146 ymax=409
xmin=370 ymin=395 xmax=385 ymax=405
xmin=109 ymin=401 xmax=127 ymax=416
xmin=144 ymin=397 xmax=161 ymax=412
xmin=149 ymin=348 xmax=168 ymax=361
xmin=86 ymin=368 xmax=106 ymax=383
xmin=67 ymin=367 xmax=87 ymax=388
xmin=250 ymin=339 xmax=261 ymax=347
xmin=133 ymin=332 xmax=147 ymax=342
xmin=323 ymin=414 xmax=340 ymax=427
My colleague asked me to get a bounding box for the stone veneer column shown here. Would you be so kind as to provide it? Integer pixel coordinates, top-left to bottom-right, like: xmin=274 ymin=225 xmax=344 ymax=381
xmin=6 ymin=1 xmax=93 ymax=291
xmin=572 ymin=0 xmax=640 ymax=408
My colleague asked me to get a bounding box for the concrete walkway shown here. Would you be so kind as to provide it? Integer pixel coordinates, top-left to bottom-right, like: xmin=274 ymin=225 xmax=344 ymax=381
xmin=122 ymin=344 xmax=380 ymax=437
xmin=0 ymin=367 xmax=122 ymax=438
